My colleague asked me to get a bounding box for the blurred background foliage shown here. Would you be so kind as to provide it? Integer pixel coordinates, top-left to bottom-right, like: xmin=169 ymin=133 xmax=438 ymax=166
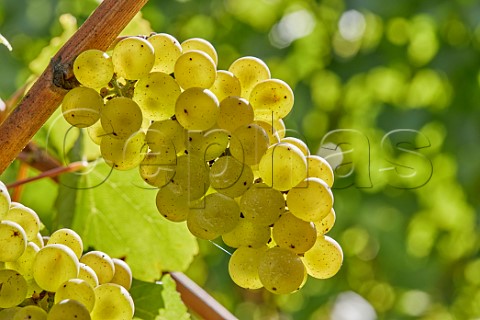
xmin=1 ymin=0 xmax=480 ymax=319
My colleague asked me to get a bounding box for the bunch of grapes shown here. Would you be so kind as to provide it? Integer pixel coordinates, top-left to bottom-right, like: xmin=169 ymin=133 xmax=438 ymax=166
xmin=63 ymin=33 xmax=343 ymax=294
xmin=0 ymin=181 xmax=134 ymax=319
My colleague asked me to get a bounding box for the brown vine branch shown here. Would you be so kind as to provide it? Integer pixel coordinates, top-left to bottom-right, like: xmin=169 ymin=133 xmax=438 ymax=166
xmin=0 ymin=0 xmax=149 ymax=174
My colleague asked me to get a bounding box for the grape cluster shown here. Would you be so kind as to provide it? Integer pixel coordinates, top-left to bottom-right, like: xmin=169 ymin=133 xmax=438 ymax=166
xmin=63 ymin=33 xmax=343 ymax=294
xmin=0 ymin=181 xmax=134 ymax=320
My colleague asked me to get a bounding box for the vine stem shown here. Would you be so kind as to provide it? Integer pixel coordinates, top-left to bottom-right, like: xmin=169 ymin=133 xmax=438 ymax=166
xmin=0 ymin=0 xmax=149 ymax=174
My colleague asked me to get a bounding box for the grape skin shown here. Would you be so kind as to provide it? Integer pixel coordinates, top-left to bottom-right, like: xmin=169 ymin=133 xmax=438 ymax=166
xmin=303 ymin=235 xmax=343 ymax=279
xmin=229 ymin=123 xmax=270 ymax=166
xmin=272 ymin=212 xmax=317 ymax=254
xmin=287 ymin=177 xmax=334 ymax=222
xmin=47 ymin=228 xmax=84 ymax=259
xmin=80 ymin=251 xmax=115 ymax=285
xmin=0 ymin=181 xmax=11 ymax=219
xmin=228 ymin=246 xmax=267 ymax=289
xmin=110 ymin=258 xmax=133 ymax=290
xmin=181 ymin=37 xmax=218 ymax=66
xmin=0 ymin=220 xmax=27 ymax=262
xmin=13 ymin=305 xmax=47 ymax=320
xmin=0 ymin=269 xmax=28 ymax=308
xmin=210 ymin=70 xmax=241 ymax=102
xmin=148 ymin=33 xmax=182 ymax=74
xmin=54 ymin=278 xmax=95 ymax=312
xmin=73 ymin=49 xmax=114 ymax=89
xmin=217 ymin=96 xmax=254 ymax=133
xmin=228 ymin=56 xmax=271 ymax=99
xmin=100 ymin=97 xmax=143 ymax=140
xmin=48 ymin=299 xmax=91 ymax=320
xmin=90 ymin=283 xmax=135 ymax=320
xmin=174 ymin=50 xmax=217 ymax=89
xmin=175 ymin=87 xmax=219 ymax=131
xmin=112 ymin=37 xmax=155 ymax=80
xmin=6 ymin=202 xmax=41 ymax=241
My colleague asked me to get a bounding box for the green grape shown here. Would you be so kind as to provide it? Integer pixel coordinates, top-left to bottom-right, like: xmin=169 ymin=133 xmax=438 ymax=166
xmin=32 ymin=244 xmax=80 ymax=292
xmin=133 ymin=72 xmax=181 ymax=121
xmin=174 ymin=50 xmax=216 ymax=89
xmin=209 ymin=70 xmax=241 ymax=103
xmin=181 ymin=38 xmax=218 ymax=66
xmin=222 ymin=218 xmax=270 ymax=248
xmin=185 ymin=129 xmax=229 ymax=162
xmin=314 ymin=208 xmax=336 ymax=235
xmin=228 ymin=56 xmax=271 ymax=99
xmin=303 ymin=235 xmax=343 ymax=279
xmin=47 ymin=299 xmax=91 ymax=320
xmin=0 ymin=220 xmax=27 ymax=262
xmin=148 ymin=33 xmax=182 ymax=74
xmin=281 ymin=137 xmax=310 ymax=157
xmin=100 ymin=97 xmax=143 ymax=139
xmin=272 ymin=118 xmax=286 ymax=139
xmin=249 ymin=79 xmax=294 ymax=121
xmin=175 ymin=87 xmax=219 ymax=131
xmin=62 ymin=87 xmax=103 ymax=128
xmin=272 ymin=212 xmax=317 ymax=254
xmin=0 ymin=269 xmax=28 ymax=308
xmin=78 ymin=263 xmax=99 ymax=289
xmin=258 ymin=246 xmax=306 ymax=294
xmin=0 ymin=307 xmax=20 ymax=319
xmin=239 ymin=183 xmax=285 ymax=227
xmin=229 ymin=123 xmax=270 ymax=166
xmin=13 ymin=305 xmax=47 ymax=320
xmin=258 ymin=142 xmax=307 ymax=191
xmin=87 ymin=119 xmax=107 ymax=145
xmin=228 ymin=246 xmax=267 ymax=289
xmin=145 ymin=119 xmax=186 ymax=154
xmin=217 ymin=96 xmax=254 ymax=133
xmin=5 ymin=241 xmax=40 ymax=279
xmin=112 ymin=37 xmax=154 ymax=80
xmin=287 ymin=177 xmax=333 ymax=222
xmin=187 ymin=193 xmax=240 ymax=240
xmin=253 ymin=120 xmax=280 ymax=145
xmin=209 ymin=156 xmax=253 ymax=198
xmin=0 ymin=181 xmax=11 ymax=219
xmin=171 ymin=154 xmax=210 ymax=200
xmin=110 ymin=258 xmax=132 ymax=290
xmin=139 ymin=151 xmax=176 ymax=188
xmin=80 ymin=251 xmax=115 ymax=285
xmin=306 ymin=155 xmax=334 ymax=188
xmin=32 ymin=232 xmax=44 ymax=249
xmin=101 ymin=131 xmax=147 ymax=170
xmin=155 ymin=183 xmax=191 ymax=222
xmin=90 ymin=283 xmax=134 ymax=320
xmin=73 ymin=49 xmax=113 ymax=88
xmin=54 ymin=279 xmax=95 ymax=312
xmin=47 ymin=228 xmax=83 ymax=259
xmin=6 ymin=202 xmax=41 ymax=241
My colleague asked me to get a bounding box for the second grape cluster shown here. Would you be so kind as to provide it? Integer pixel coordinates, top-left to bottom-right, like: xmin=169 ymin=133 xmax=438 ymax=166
xmin=63 ymin=33 xmax=343 ymax=294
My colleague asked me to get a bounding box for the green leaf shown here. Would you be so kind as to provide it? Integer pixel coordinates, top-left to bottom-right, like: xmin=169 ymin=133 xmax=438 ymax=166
xmin=0 ymin=34 xmax=12 ymax=51
xmin=130 ymin=278 xmax=165 ymax=320
xmin=156 ymin=274 xmax=191 ymax=320
xmin=67 ymin=162 xmax=198 ymax=281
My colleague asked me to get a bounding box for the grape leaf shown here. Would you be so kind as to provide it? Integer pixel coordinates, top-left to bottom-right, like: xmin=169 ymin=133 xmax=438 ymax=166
xmin=130 ymin=279 xmax=165 ymax=320
xmin=0 ymin=34 xmax=12 ymax=51
xmin=156 ymin=274 xmax=191 ymax=320
xmin=67 ymin=162 xmax=198 ymax=281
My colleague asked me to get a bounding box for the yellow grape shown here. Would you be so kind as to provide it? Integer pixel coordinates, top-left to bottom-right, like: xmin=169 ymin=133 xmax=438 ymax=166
xmin=100 ymin=97 xmax=143 ymax=139
xmin=5 ymin=241 xmax=40 ymax=280
xmin=0 ymin=220 xmax=27 ymax=262
xmin=91 ymin=283 xmax=134 ymax=320
xmin=5 ymin=202 xmax=41 ymax=241
xmin=228 ymin=246 xmax=267 ymax=289
xmin=13 ymin=305 xmax=47 ymax=320
xmin=175 ymin=87 xmax=219 ymax=131
xmin=181 ymin=37 xmax=218 ymax=66
xmin=32 ymin=244 xmax=80 ymax=292
xmin=0 ymin=307 xmax=21 ymax=319
xmin=78 ymin=263 xmax=99 ymax=289
xmin=87 ymin=119 xmax=106 ymax=145
xmin=156 ymin=183 xmax=191 ymax=223
xmin=100 ymin=131 xmax=147 ymax=171
xmin=258 ymin=246 xmax=306 ymax=294
xmin=0 ymin=181 xmax=11 ymax=219
xmin=61 ymin=87 xmax=102 ymax=128
xmin=73 ymin=49 xmax=113 ymax=88
xmin=303 ymin=235 xmax=343 ymax=279
xmin=54 ymin=279 xmax=95 ymax=312
xmin=133 ymin=72 xmax=181 ymax=121
xmin=209 ymin=70 xmax=241 ymax=102
xmin=217 ymin=96 xmax=254 ymax=133
xmin=0 ymin=269 xmax=28 ymax=308
xmin=253 ymin=120 xmax=280 ymax=145
xmin=228 ymin=56 xmax=271 ymax=98
xmin=110 ymin=258 xmax=133 ymax=290
xmin=281 ymin=137 xmax=310 ymax=156
xmin=146 ymin=119 xmax=186 ymax=154
xmin=112 ymin=37 xmax=154 ymax=80
xmin=239 ymin=183 xmax=285 ymax=227
xmin=139 ymin=151 xmax=176 ymax=188
xmin=185 ymin=129 xmax=229 ymax=162
xmin=148 ymin=33 xmax=182 ymax=74
xmin=209 ymin=155 xmax=254 ymax=198
xmin=306 ymin=155 xmax=334 ymax=188
xmin=80 ymin=251 xmax=115 ymax=284
xmin=229 ymin=123 xmax=270 ymax=166
xmin=272 ymin=212 xmax=317 ymax=254
xmin=222 ymin=218 xmax=270 ymax=249
xmin=287 ymin=177 xmax=333 ymax=222
xmin=170 ymin=154 xmax=210 ymax=200
xmin=47 ymin=299 xmax=91 ymax=320
xmin=258 ymin=142 xmax=307 ymax=191
xmin=47 ymin=228 xmax=84 ymax=259
xmin=314 ymin=208 xmax=336 ymax=235
xmin=250 ymin=78 xmax=294 ymax=121
xmin=174 ymin=50 xmax=216 ymax=89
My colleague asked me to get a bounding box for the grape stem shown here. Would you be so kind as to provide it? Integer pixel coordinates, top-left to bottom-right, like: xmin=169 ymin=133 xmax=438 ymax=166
xmin=0 ymin=0 xmax=149 ymax=174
